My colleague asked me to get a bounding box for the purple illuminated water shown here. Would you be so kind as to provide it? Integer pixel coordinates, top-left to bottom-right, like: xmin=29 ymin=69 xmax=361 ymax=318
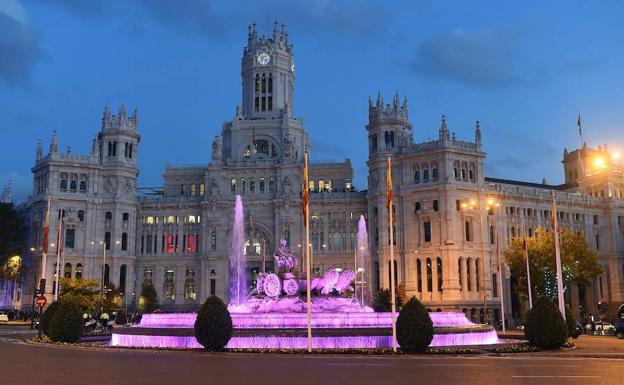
xmin=229 ymin=195 xmax=247 ymax=307
xmin=356 ymin=215 xmax=368 ymax=306
xmin=112 ymin=311 xmax=500 ymax=349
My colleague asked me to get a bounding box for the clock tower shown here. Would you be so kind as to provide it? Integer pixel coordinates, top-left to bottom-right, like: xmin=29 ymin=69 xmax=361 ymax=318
xmin=241 ymin=22 xmax=295 ymax=120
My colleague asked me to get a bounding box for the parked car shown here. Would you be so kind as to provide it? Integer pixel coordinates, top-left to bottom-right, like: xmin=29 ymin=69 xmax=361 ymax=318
xmin=616 ymin=320 xmax=624 ymax=339
xmin=594 ymin=322 xmax=616 ymax=336
xmin=0 ymin=313 xmax=8 ymax=322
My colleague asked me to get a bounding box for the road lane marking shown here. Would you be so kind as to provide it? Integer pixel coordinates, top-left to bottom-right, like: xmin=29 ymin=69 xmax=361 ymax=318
xmin=512 ymin=376 xmax=600 ymax=378
xmin=325 ymin=363 xmax=389 ymax=366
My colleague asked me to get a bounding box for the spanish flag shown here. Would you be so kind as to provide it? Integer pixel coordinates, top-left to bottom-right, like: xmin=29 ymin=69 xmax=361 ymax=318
xmin=577 ymin=112 xmax=582 ymax=137
xmin=301 ymin=150 xmax=309 ymax=225
xmin=386 ymin=156 xmax=393 ymax=215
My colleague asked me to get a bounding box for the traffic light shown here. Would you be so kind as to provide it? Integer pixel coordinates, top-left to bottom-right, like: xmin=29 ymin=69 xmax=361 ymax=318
xmin=38 ymin=278 xmax=46 ymax=294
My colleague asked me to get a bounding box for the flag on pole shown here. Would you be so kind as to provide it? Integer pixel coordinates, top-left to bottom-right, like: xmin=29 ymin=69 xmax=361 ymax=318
xmin=524 ymin=235 xmax=533 ymax=309
xmin=386 ymin=156 xmax=393 ymax=215
xmin=301 ymin=151 xmax=309 ymax=224
xmin=550 ymin=190 xmax=566 ymax=320
xmin=577 ymin=112 xmax=582 ymax=137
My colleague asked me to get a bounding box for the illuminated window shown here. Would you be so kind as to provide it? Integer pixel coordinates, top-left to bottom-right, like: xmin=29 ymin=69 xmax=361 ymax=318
xmin=167 ymin=216 xmax=175 ymax=224
xmin=199 ymin=183 xmax=205 ymax=196
xmin=231 ymin=178 xmax=236 ymax=194
xmin=146 ymin=216 xmax=154 ymax=224
xmin=190 ymin=184 xmax=196 ymax=196
xmin=188 ymin=215 xmax=197 ymax=223
xmin=164 ymin=270 xmax=175 ymax=300
xmin=318 ymin=180 xmax=325 ymax=191
xmin=309 ymin=180 xmax=315 ymax=191
xmin=167 ymin=234 xmax=174 ymax=254
xmin=187 ymin=234 xmax=196 ymax=253
xmin=185 ymin=269 xmax=196 ymax=300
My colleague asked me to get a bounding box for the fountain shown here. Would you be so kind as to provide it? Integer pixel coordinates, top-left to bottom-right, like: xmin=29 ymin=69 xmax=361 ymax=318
xmin=112 ymin=198 xmax=500 ymax=350
xmin=228 ymin=195 xmax=247 ymax=311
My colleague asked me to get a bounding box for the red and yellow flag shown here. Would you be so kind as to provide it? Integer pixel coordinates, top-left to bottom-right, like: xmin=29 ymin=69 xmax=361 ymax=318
xmin=301 ymin=150 xmax=309 ymax=225
xmin=42 ymin=197 xmax=50 ymax=254
xmin=386 ymin=156 xmax=393 ymax=215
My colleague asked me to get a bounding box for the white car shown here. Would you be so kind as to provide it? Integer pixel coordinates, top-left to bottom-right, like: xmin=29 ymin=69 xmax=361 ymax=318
xmin=594 ymin=322 xmax=616 ymax=335
xmin=0 ymin=313 xmax=8 ymax=322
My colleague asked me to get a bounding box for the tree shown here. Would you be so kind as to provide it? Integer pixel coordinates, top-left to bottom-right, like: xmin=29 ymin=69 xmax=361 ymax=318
xmin=396 ymin=297 xmax=434 ymax=353
xmin=59 ymin=278 xmax=100 ymax=312
xmin=102 ymin=283 xmax=122 ymax=312
xmin=139 ymin=282 xmax=158 ymax=313
xmin=0 ymin=203 xmax=27 ymax=280
xmin=40 ymin=301 xmax=62 ymax=337
xmin=524 ymin=296 xmax=568 ymax=349
xmin=504 ymin=227 xmax=603 ymax=300
xmin=194 ymin=296 xmax=233 ymax=351
xmin=372 ymin=289 xmax=391 ymax=312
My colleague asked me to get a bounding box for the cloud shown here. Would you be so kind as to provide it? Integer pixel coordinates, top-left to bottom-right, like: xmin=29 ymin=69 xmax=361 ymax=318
xmin=0 ymin=1 xmax=43 ymax=87
xmin=36 ymin=0 xmax=391 ymax=40
xmin=409 ymin=28 xmax=538 ymax=88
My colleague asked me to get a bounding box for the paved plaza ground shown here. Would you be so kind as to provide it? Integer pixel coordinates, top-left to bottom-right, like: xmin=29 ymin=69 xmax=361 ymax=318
xmin=1 ymin=326 xmax=623 ymax=385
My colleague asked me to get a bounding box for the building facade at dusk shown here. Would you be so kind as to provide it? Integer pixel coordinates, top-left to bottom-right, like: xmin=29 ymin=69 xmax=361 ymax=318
xmin=21 ymin=24 xmax=624 ymax=323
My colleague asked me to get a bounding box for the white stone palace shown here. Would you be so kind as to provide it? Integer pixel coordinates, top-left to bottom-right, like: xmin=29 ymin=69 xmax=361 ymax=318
xmin=20 ymin=23 xmax=624 ymax=324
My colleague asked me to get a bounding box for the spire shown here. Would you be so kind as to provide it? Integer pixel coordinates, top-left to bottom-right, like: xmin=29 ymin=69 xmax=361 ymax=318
xmin=131 ymin=107 xmax=139 ymax=129
xmin=393 ymin=91 xmax=400 ymax=110
xmin=49 ymin=130 xmax=58 ymax=154
xmin=376 ymin=91 xmax=383 ymax=108
xmin=36 ymin=139 xmax=42 ymax=160
xmin=439 ymin=114 xmax=449 ymax=141
xmin=102 ymin=105 xmax=111 ymax=130
xmin=368 ymin=95 xmax=372 ymax=109
xmin=118 ymin=104 xmax=126 ymax=121
xmin=475 ymin=120 xmax=482 ymax=145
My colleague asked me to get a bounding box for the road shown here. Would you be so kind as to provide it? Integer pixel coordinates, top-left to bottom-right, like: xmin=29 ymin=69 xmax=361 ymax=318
xmin=1 ymin=327 xmax=623 ymax=385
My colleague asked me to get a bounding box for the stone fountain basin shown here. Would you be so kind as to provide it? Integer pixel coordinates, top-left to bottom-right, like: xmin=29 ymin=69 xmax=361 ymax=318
xmin=111 ymin=311 xmax=500 ymax=349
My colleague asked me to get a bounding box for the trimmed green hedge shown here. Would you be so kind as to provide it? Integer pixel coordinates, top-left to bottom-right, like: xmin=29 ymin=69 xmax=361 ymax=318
xmin=40 ymin=301 xmax=62 ymax=337
xmin=396 ymin=296 xmax=434 ymax=353
xmin=524 ymin=297 xmax=567 ymax=349
xmin=48 ymin=301 xmax=84 ymax=343
xmin=194 ymin=296 xmax=233 ymax=351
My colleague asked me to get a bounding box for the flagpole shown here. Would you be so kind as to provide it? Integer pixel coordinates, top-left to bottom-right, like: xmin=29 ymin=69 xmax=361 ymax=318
xmin=54 ymin=210 xmax=63 ymax=301
xmin=551 ymin=190 xmax=566 ymax=319
xmin=41 ymin=197 xmax=51 ymax=290
xmin=496 ymin=234 xmax=505 ymax=333
xmin=524 ymin=230 xmax=533 ymax=309
xmin=387 ymin=156 xmax=397 ymax=352
xmin=303 ymin=150 xmax=312 ymax=352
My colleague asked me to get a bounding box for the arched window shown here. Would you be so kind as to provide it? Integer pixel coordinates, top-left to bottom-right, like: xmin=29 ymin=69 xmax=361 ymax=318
xmin=423 ymin=169 xmax=429 ymax=182
xmin=475 ymin=258 xmax=480 ymax=292
xmin=119 ymin=264 xmax=127 ymax=295
xmin=384 ymin=131 xmax=390 ymax=148
xmin=79 ymin=181 xmax=87 ymax=192
xmin=121 ymin=232 xmax=128 ymax=251
xmin=105 ymin=211 xmax=112 ymax=220
xmin=75 ymin=263 xmax=82 ymax=279
xmin=432 ymin=168 xmax=439 ymax=180
xmin=424 ymin=220 xmax=431 ymax=242
xmin=60 ymin=179 xmax=67 ymax=191
xmin=466 ymin=258 xmax=472 ymax=291
xmin=104 ymin=231 xmax=111 ymax=250
xmin=78 ymin=210 xmax=85 ymax=221
xmin=104 ymin=264 xmax=110 ymax=288
xmin=64 ymin=263 xmax=72 ymax=278
xmin=426 ymin=258 xmax=433 ymax=292
xmin=167 ymin=234 xmax=174 ymax=254
xmin=414 ymin=170 xmax=420 ymax=183
xmin=390 ymin=131 xmax=394 ymax=147
xmin=185 ymin=269 xmax=196 ymax=300
xmin=458 ymin=257 xmax=463 ymax=290
xmin=370 ymin=134 xmax=377 ymax=150
xmin=146 ymin=235 xmax=153 ymax=253
xmin=164 ymin=269 xmax=175 ymax=301
xmin=437 ymin=257 xmax=443 ymax=292
xmin=417 ymin=259 xmax=422 ymax=292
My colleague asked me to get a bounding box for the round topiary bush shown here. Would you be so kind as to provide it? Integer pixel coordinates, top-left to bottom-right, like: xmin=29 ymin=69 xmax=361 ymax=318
xmin=40 ymin=301 xmax=62 ymax=337
xmin=524 ymin=297 xmax=567 ymax=349
xmin=396 ymin=296 xmax=434 ymax=353
xmin=115 ymin=311 xmax=127 ymax=325
xmin=48 ymin=301 xmax=84 ymax=343
xmin=194 ymin=296 xmax=233 ymax=351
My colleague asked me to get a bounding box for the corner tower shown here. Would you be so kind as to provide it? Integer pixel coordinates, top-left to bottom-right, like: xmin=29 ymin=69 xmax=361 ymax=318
xmin=366 ymin=92 xmax=411 ymax=160
xmin=241 ymin=22 xmax=295 ymax=119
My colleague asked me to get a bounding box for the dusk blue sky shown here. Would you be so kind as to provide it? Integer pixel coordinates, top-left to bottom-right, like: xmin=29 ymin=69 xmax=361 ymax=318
xmin=2 ymin=0 xmax=623 ymax=203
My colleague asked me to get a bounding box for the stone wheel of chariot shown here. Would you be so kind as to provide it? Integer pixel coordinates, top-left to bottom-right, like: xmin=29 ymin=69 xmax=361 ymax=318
xmin=263 ymin=273 xmax=282 ymax=298
xmin=283 ymin=278 xmax=299 ymax=296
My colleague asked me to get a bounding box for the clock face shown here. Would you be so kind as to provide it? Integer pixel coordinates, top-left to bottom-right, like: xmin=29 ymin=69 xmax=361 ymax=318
xmin=257 ymin=52 xmax=270 ymax=65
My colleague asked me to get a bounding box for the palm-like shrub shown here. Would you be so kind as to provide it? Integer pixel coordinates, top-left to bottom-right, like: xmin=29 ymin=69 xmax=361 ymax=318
xmin=194 ymin=296 xmax=233 ymax=351
xmin=396 ymin=296 xmax=434 ymax=353
xmin=48 ymin=301 xmax=84 ymax=343
xmin=524 ymin=297 xmax=567 ymax=349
